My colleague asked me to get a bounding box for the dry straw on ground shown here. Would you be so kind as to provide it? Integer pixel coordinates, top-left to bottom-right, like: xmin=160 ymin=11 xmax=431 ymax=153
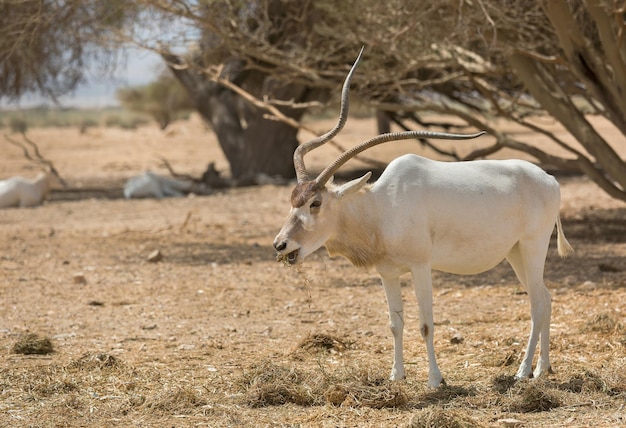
xmin=408 ymin=406 xmax=485 ymax=428
xmin=239 ymin=357 xmax=410 ymax=409
xmin=1 ymin=119 xmax=625 ymax=426
xmin=507 ymin=379 xmax=563 ymax=413
xmin=11 ymin=333 xmax=54 ymax=355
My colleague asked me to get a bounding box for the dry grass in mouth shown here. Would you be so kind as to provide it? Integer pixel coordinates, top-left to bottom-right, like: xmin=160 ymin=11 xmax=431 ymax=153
xmin=275 ymin=252 xmax=290 ymax=266
xmin=275 ymin=249 xmax=299 ymax=266
xmin=276 ymin=254 xmax=314 ymax=304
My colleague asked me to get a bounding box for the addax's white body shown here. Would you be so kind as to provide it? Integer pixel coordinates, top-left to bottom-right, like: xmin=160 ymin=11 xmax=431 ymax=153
xmin=369 ymin=155 xmax=561 ymax=275
xmin=0 ymin=173 xmax=52 ymax=208
xmin=274 ymin=154 xmax=572 ymax=387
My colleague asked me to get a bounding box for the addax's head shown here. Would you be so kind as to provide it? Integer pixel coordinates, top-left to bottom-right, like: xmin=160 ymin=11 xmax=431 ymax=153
xmin=273 ymin=47 xmax=366 ymax=265
xmin=273 ymin=173 xmax=371 ymax=265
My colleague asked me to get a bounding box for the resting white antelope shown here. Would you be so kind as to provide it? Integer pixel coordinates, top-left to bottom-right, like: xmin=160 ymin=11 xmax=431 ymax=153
xmin=0 ymin=171 xmax=56 ymax=208
xmin=273 ymin=49 xmax=573 ymax=387
xmin=123 ymin=171 xmax=194 ymax=199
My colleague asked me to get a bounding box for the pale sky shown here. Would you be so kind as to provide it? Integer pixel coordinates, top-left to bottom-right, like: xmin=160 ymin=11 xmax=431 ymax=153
xmin=1 ymin=48 xmax=163 ymax=109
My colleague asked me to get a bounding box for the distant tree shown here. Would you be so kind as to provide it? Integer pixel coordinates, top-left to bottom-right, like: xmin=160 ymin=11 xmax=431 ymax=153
xmin=157 ymin=1 xmax=330 ymax=184
xmin=116 ymin=74 xmax=194 ymax=129
xmin=144 ymin=0 xmax=625 ymax=199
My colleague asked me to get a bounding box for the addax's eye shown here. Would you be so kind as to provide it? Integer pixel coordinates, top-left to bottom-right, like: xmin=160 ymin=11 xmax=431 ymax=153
xmin=310 ymin=200 xmax=322 ymax=210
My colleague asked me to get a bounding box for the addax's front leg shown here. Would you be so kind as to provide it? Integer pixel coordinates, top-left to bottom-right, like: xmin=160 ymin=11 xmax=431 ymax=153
xmin=381 ymin=275 xmax=405 ymax=381
xmin=412 ymin=264 xmax=444 ymax=388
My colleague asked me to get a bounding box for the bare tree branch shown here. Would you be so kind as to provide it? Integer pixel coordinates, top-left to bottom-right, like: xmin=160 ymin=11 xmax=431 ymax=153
xmin=3 ymin=133 xmax=66 ymax=187
xmin=155 ymin=155 xmax=197 ymax=182
xmin=388 ymin=113 xmax=461 ymax=160
xmin=202 ymin=64 xmax=386 ymax=170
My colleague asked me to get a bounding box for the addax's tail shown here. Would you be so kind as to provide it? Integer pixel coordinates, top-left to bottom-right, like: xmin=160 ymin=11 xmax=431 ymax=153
xmin=556 ymin=215 xmax=574 ymax=257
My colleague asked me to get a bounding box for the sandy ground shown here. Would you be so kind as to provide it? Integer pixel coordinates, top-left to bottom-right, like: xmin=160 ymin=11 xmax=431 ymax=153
xmin=0 ymin=116 xmax=624 ymax=427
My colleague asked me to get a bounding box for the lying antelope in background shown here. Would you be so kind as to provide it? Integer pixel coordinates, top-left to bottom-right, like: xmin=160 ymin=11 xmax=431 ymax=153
xmin=0 ymin=171 xmax=58 ymax=208
xmin=273 ymin=48 xmax=573 ymax=387
xmin=0 ymin=135 xmax=65 ymax=209
xmin=123 ymin=171 xmax=194 ymax=199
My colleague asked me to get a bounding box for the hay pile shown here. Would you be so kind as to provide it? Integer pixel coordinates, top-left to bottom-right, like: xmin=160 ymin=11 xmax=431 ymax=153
xmin=67 ymin=352 xmax=122 ymax=370
xmin=11 ymin=333 xmax=54 ymax=355
xmin=408 ymin=407 xmax=485 ymax=428
xmin=297 ymin=332 xmax=350 ymax=352
xmin=239 ymin=359 xmax=408 ymax=409
xmin=508 ymin=381 xmax=562 ymax=413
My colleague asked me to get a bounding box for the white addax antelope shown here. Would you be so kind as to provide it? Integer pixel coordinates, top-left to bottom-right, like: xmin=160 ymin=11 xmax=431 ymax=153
xmin=0 ymin=137 xmax=65 ymax=209
xmin=0 ymin=171 xmax=56 ymax=208
xmin=273 ymin=49 xmax=573 ymax=387
xmin=123 ymin=171 xmax=194 ymax=199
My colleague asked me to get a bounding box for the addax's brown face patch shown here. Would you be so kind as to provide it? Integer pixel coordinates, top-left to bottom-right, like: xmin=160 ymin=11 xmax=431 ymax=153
xmin=274 ymin=181 xmax=333 ymax=265
xmin=291 ymin=181 xmax=318 ymax=208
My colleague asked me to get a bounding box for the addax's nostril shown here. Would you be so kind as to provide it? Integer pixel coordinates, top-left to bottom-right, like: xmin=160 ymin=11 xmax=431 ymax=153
xmin=274 ymin=241 xmax=287 ymax=252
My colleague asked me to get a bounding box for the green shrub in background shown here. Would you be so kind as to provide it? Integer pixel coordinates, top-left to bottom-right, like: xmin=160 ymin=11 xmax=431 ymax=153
xmin=0 ymin=107 xmax=152 ymax=131
xmin=116 ymin=74 xmax=193 ymax=130
xmin=79 ymin=118 xmax=99 ymax=134
xmin=9 ymin=116 xmax=28 ymax=134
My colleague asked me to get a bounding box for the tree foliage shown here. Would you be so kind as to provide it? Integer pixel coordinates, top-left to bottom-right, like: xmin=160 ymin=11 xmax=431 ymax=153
xmin=0 ymin=0 xmax=134 ymax=101
xmin=144 ymin=0 xmax=626 ymax=199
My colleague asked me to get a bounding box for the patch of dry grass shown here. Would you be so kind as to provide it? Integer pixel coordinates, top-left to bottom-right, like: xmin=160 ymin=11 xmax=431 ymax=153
xmin=333 ymin=371 xmax=408 ymax=409
xmin=408 ymin=406 xmax=486 ymax=428
xmin=297 ymin=332 xmax=350 ymax=352
xmin=0 ymin=351 xmax=221 ymax=425
xmin=492 ymin=374 xmax=518 ymax=394
xmin=583 ymin=313 xmax=624 ymax=334
xmin=238 ymin=358 xmax=409 ymax=409
xmin=507 ymin=379 xmax=563 ymax=413
xmin=290 ymin=332 xmax=352 ymax=362
xmin=2 ymin=315 xmax=625 ymax=427
xmin=67 ymin=352 xmax=122 ymax=370
xmin=240 ymin=360 xmax=321 ymax=407
xmin=11 ymin=333 xmax=54 ymax=355
xmin=145 ymin=386 xmax=210 ymax=413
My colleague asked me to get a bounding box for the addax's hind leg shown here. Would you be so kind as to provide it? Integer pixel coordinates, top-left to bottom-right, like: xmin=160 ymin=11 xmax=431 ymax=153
xmin=411 ymin=263 xmax=443 ymax=387
xmin=506 ymin=240 xmax=552 ymax=379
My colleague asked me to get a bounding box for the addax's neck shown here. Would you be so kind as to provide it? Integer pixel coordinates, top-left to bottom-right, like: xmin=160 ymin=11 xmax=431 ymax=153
xmin=325 ymin=192 xmax=385 ymax=268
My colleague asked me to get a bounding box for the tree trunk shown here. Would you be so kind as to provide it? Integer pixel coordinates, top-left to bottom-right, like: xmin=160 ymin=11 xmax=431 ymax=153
xmin=163 ymin=53 xmax=313 ymax=184
xmin=509 ymin=52 xmax=626 ymax=200
xmin=375 ymin=110 xmax=391 ymax=134
xmin=540 ymin=0 xmax=626 ymax=131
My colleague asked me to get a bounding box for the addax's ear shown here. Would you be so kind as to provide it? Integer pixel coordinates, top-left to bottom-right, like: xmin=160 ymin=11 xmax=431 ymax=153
xmin=335 ymin=172 xmax=372 ymax=197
